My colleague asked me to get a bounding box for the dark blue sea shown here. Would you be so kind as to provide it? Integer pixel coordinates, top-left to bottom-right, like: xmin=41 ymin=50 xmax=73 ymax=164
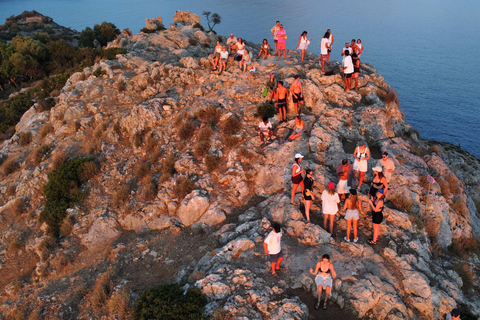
xmin=1 ymin=0 xmax=479 ymax=157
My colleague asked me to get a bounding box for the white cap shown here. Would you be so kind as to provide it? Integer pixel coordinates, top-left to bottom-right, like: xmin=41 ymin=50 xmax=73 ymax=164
xmin=295 ymin=153 xmax=304 ymax=159
xmin=372 ymin=166 xmax=382 ymax=172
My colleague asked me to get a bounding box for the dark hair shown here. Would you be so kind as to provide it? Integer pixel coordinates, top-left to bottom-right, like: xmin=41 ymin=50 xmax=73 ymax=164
xmin=272 ymin=222 xmax=281 ymax=232
xmin=300 ymin=31 xmax=307 ymax=37
xmin=351 ymin=39 xmax=356 ymax=42
xmin=357 ymin=39 xmax=361 ymax=42
xmin=262 ymin=116 xmax=268 ymax=122
xmin=321 ymin=254 xmax=330 ymax=260
xmin=342 ymin=159 xmax=348 ymax=165
xmin=306 ymin=169 xmax=312 ymax=175
xmin=296 ymin=115 xmax=301 ymax=119
xmin=276 ymin=20 xmax=280 ymax=23
xmin=278 ymin=80 xmax=283 ymax=86
xmin=377 ymin=171 xmax=385 ymax=179
xmin=294 ymin=74 xmax=300 ymax=79
xmin=352 ymin=52 xmax=358 ymax=58
xmin=294 ymin=157 xmax=300 ymax=164
xmin=323 ymin=32 xmax=330 ymax=39
xmin=383 ymin=151 xmax=389 ymax=156
xmin=344 ymin=50 xmax=350 ymax=56
xmin=263 ymin=38 xmax=267 ymax=43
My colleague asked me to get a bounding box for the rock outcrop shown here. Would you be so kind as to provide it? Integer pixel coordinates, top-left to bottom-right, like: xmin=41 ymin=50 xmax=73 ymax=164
xmin=0 ymin=12 xmax=479 ymax=319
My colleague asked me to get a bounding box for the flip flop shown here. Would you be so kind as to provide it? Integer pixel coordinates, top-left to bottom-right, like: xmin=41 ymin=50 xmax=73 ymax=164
xmin=276 ymin=267 xmax=286 ymax=272
xmin=367 ymin=239 xmax=377 ymax=245
xmin=291 ymin=202 xmax=300 ymax=206
xmin=323 ymin=301 xmax=327 ymax=310
xmin=272 ymin=273 xmax=279 ymax=278
xmin=315 ymin=301 xmax=320 ymax=310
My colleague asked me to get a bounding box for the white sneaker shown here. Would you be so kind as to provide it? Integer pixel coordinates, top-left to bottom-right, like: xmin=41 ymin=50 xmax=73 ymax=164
xmin=353 ymin=238 xmax=358 ymax=243
xmin=344 ymin=236 xmax=350 ymax=243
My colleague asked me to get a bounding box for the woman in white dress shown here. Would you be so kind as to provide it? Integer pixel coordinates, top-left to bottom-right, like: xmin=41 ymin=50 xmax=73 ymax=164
xmin=296 ymin=31 xmax=311 ymax=64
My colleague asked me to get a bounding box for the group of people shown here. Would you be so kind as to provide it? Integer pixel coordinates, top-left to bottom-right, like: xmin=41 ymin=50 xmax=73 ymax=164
xmin=211 ymin=34 xmax=252 ymax=74
xmin=341 ymin=39 xmax=363 ymax=91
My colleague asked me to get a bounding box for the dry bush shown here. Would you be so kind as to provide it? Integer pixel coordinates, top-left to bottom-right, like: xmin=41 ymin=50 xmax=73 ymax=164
xmin=418 ymin=175 xmax=429 ymax=191
xmin=19 ymin=131 xmax=33 ymax=146
xmin=223 ymin=116 xmax=242 ymax=135
xmin=8 ymin=239 xmax=24 ymax=255
xmin=449 ymin=236 xmax=479 ymax=258
xmin=195 ymin=106 xmax=222 ymax=126
xmin=38 ymin=236 xmax=56 ymax=261
xmin=188 ymin=38 xmax=198 ymax=46
xmin=138 ymin=84 xmax=147 ymax=91
xmin=113 ymin=122 xmax=121 ymax=136
xmin=133 ymin=131 xmax=144 ymax=148
xmin=60 ymin=215 xmax=75 ymax=237
xmin=213 ymin=308 xmax=234 ymax=320
xmin=453 ymin=263 xmax=474 ymax=293
xmin=197 ymin=126 xmax=213 ymax=142
xmin=10 ymin=198 xmax=25 ymax=216
xmin=134 ymin=162 xmax=150 ymax=180
xmin=178 ymin=120 xmax=196 ymax=140
xmin=451 ymin=196 xmax=469 ymax=218
xmin=114 ymin=185 xmax=130 ymax=205
xmin=161 ymin=154 xmax=177 ymax=177
xmin=107 ymin=289 xmax=131 ymax=320
xmin=446 ymin=173 xmax=461 ymax=195
xmin=117 ymin=80 xmax=126 ymax=92
xmin=238 ymin=146 xmax=254 ymax=160
xmin=410 ymin=145 xmax=426 ymax=156
xmin=39 ymin=123 xmax=54 ymax=138
xmin=32 ymin=144 xmax=51 ymax=165
xmin=3 ymin=158 xmax=18 ymax=176
xmin=430 ymin=145 xmax=441 ymax=156
xmin=150 ymin=149 xmax=162 ymax=165
xmin=51 ymin=151 xmax=67 ymax=169
xmin=436 ymin=176 xmax=450 ymax=197
xmin=145 ymin=133 xmax=157 ymax=152
xmin=384 ymin=89 xmax=399 ymax=104
xmin=223 ymin=135 xmax=240 ymax=148
xmin=74 ymin=120 xmax=81 ymax=132
xmin=79 ymin=161 xmax=98 ymax=182
xmin=424 ymin=219 xmax=439 ymax=241
xmin=6 ymin=184 xmax=16 ymax=197
xmin=141 ymin=180 xmax=158 ymax=202
xmin=409 ymin=213 xmax=424 ymax=231
xmin=91 ymin=270 xmax=114 ymax=309
xmin=205 ymin=154 xmax=220 ymax=172
xmin=194 ymin=140 xmax=211 ymax=159
xmin=173 ymin=177 xmax=194 ymax=200
xmin=391 ymin=194 xmax=413 ymax=212
xmin=87 ymin=140 xmax=102 ymax=154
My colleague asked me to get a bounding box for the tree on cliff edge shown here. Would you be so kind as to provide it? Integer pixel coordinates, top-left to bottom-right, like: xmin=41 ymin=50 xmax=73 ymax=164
xmin=202 ymin=11 xmax=221 ymax=32
xmin=79 ymin=21 xmax=120 ymax=48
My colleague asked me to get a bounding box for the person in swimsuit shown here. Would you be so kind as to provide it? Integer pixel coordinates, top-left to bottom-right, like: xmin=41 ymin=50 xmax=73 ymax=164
xmin=303 ymin=169 xmax=315 ymax=222
xmin=296 ymin=31 xmax=311 ymax=64
xmin=321 ymin=182 xmax=340 ymax=234
xmin=266 ymin=73 xmax=278 ymax=102
xmin=291 ymin=153 xmax=305 ymax=205
xmin=319 ymin=32 xmax=330 ymax=73
xmin=351 ymin=52 xmax=360 ymax=90
xmin=218 ymin=46 xmax=229 ymax=74
xmin=211 ymin=40 xmax=222 ymax=71
xmin=309 ymin=254 xmax=337 ymax=310
xmin=343 ymin=188 xmax=361 ymax=242
xmin=326 ymin=29 xmax=334 ymax=64
xmin=369 ymin=166 xmax=388 ymax=199
xmin=257 ymin=39 xmax=271 ymax=59
xmin=350 ymin=39 xmax=359 ymax=57
xmin=356 ymin=39 xmax=363 ymax=58
xmin=275 ymin=81 xmax=289 ymax=122
xmin=290 ymin=74 xmax=304 ymax=115
xmin=353 ymin=142 xmax=370 ymax=189
xmin=368 ymin=188 xmax=385 ymax=245
xmin=288 ymin=115 xmax=306 ymax=141
xmin=271 ymin=21 xmax=280 ymax=55
xmin=276 ymin=24 xmax=287 ymax=59
xmin=336 ymin=159 xmax=352 ymax=201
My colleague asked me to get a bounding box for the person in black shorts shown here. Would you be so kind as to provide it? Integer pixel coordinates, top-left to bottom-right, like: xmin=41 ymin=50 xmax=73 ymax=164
xmin=303 ymin=169 xmax=315 ymax=222
xmin=275 ymin=81 xmax=289 ymax=122
xmin=368 ymin=189 xmax=384 ymax=245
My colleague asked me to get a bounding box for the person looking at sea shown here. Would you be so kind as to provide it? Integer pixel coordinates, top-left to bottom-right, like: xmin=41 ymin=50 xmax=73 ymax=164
xmin=353 ymin=142 xmax=370 ymax=190
xmin=276 ymin=24 xmax=287 ymax=59
xmin=290 ymin=75 xmax=304 ymax=115
xmin=271 ymin=21 xmax=281 ymax=55
xmin=377 ymin=152 xmax=395 ymax=183
xmin=296 ymin=31 xmax=311 ymax=64
xmin=342 ymin=50 xmax=354 ymax=92
xmin=275 ymin=81 xmax=289 ymax=123
xmin=320 ymin=32 xmax=330 ymax=73
xmin=327 ymin=29 xmax=334 ymax=64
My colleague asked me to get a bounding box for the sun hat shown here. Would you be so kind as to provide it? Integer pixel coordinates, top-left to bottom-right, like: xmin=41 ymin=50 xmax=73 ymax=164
xmin=372 ymin=166 xmax=383 ymax=172
xmin=295 ymin=153 xmax=304 ymax=159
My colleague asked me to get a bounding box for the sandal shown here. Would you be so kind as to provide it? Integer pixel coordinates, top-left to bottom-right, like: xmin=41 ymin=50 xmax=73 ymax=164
xmin=272 ymin=273 xmax=279 ymax=278
xmin=367 ymin=239 xmax=377 ymax=245
xmin=291 ymin=202 xmax=300 ymax=206
xmin=277 ymin=267 xmax=286 ymax=272
xmin=323 ymin=301 xmax=327 ymax=310
xmin=315 ymin=301 xmax=320 ymax=310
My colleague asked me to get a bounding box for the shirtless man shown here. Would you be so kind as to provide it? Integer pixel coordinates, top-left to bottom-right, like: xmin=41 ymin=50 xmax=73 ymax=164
xmin=271 ymin=21 xmax=281 ymax=55
xmin=290 ymin=75 xmax=304 ymax=115
xmin=327 ymin=29 xmax=334 ymax=64
xmin=350 ymin=39 xmax=359 ymax=57
xmin=275 ymin=81 xmax=289 ymax=123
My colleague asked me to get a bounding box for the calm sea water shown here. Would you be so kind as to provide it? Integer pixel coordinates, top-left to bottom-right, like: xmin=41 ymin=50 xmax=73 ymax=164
xmin=1 ymin=0 xmax=479 ymax=157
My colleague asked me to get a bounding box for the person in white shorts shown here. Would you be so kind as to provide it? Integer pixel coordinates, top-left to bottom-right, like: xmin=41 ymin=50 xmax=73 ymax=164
xmin=309 ymin=254 xmax=337 ymax=310
xmin=353 ymin=142 xmax=370 ymax=189
xmin=343 ymin=188 xmax=361 ymax=243
xmin=321 ymin=182 xmax=340 ymax=234
xmin=336 ymin=159 xmax=352 ymax=201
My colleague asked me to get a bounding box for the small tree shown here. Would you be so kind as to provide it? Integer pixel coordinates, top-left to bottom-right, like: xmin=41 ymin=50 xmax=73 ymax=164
xmin=202 ymin=11 xmax=221 ymax=32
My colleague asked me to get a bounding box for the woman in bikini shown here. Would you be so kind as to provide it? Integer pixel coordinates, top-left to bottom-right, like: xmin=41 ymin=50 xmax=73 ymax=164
xmin=291 ymin=153 xmax=305 ymax=205
xmin=353 ymin=142 xmax=370 ymax=189
xmin=368 ymin=188 xmax=385 ymax=245
xmin=288 ymin=116 xmax=306 ymax=141
xmin=303 ymin=169 xmax=315 ymax=222
xmin=257 ymin=39 xmax=271 ymax=59
xmin=369 ymin=166 xmax=388 ymax=199
xmin=310 ymin=254 xmax=337 ymax=310
xmin=343 ymin=188 xmax=361 ymax=242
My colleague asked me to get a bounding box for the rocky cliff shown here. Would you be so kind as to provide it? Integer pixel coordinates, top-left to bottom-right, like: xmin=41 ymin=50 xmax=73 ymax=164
xmin=0 ymin=14 xmax=479 ymax=319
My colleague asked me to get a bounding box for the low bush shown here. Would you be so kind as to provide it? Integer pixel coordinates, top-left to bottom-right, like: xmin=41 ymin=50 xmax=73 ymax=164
xmin=93 ymin=67 xmax=106 ymax=77
xmin=145 ymin=133 xmax=157 ymax=152
xmin=197 ymin=126 xmax=213 ymax=142
xmin=32 ymin=144 xmax=51 ymax=165
xmin=117 ymin=80 xmax=126 ymax=92
xmin=60 ymin=215 xmax=75 ymax=237
xmin=223 ymin=135 xmax=240 ymax=148
xmin=10 ymin=198 xmax=25 ymax=216
xmin=238 ymin=146 xmax=254 ymax=160
xmin=78 ymin=160 xmax=98 ymax=182
xmin=446 ymin=172 xmax=461 ymax=195
xmin=418 ymin=174 xmax=430 ymax=191
xmin=134 ymin=162 xmax=150 ymax=180
xmin=451 ymin=196 xmax=469 ymax=218
xmin=255 ymin=101 xmax=276 ymax=120
xmin=8 ymin=239 xmax=24 ymax=255
xmin=37 ymin=97 xmax=56 ymax=112
xmin=195 ymin=106 xmax=222 ymax=126
xmin=205 ymin=154 xmax=219 ymax=172
xmin=51 ymin=151 xmax=68 ymax=169
xmin=391 ymin=194 xmax=413 ymax=212
xmin=194 ymin=140 xmax=211 ymax=159
xmin=92 ymin=269 xmax=114 ymax=309
xmin=2 ymin=158 xmax=18 ymax=176
xmin=133 ymin=131 xmax=144 ymax=148
xmin=223 ymin=116 xmax=242 ymax=135
xmin=108 ymin=289 xmax=131 ymax=319
xmin=409 ymin=213 xmax=424 ymax=231
xmin=134 ymin=283 xmax=207 ymax=320
xmin=449 ymin=236 xmax=479 ymax=258
xmin=173 ymin=177 xmax=194 ymax=200
xmin=39 ymin=157 xmax=95 ymax=237
xmin=19 ymin=131 xmax=33 ymax=146
xmin=178 ymin=120 xmax=196 ymax=140
xmin=384 ymin=89 xmax=399 ymax=104
xmin=6 ymin=184 xmax=16 ymax=197
xmin=141 ymin=179 xmax=158 ymax=202
xmin=114 ymin=185 xmax=130 ymax=205
xmin=436 ymin=176 xmax=450 ymax=198
xmin=453 ymin=263 xmax=474 ymax=294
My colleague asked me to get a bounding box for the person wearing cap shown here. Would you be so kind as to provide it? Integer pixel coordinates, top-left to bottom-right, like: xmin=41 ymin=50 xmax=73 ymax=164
xmin=291 ymin=153 xmax=305 ymax=205
xmin=368 ymin=188 xmax=385 ymax=245
xmin=226 ymin=34 xmax=237 ymax=54
xmin=266 ymin=73 xmax=278 ymax=102
xmin=290 ymin=75 xmax=304 ymax=115
xmin=336 ymin=159 xmax=352 ymax=201
xmin=369 ymin=166 xmax=388 ymax=199
xmin=353 ymin=142 xmax=370 ymax=190
xmin=377 ymin=152 xmax=395 ymax=183
xmin=446 ymin=308 xmax=461 ymax=320
xmin=321 ymin=182 xmax=340 ymax=234
xmin=303 ymin=169 xmax=315 ymax=222
xmin=343 ymin=188 xmax=361 ymax=242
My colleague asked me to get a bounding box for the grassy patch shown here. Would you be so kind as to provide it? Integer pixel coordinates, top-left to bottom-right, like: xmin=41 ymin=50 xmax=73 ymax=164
xmin=2 ymin=158 xmax=18 ymax=176
xmin=178 ymin=119 xmax=196 ymax=140
xmin=205 ymin=154 xmax=220 ymax=172
xmin=19 ymin=131 xmax=33 ymax=146
xmin=10 ymin=198 xmax=25 ymax=216
xmin=194 ymin=140 xmax=211 ymax=159
xmin=390 ymin=194 xmax=413 ymax=212
xmin=32 ymin=144 xmax=51 ymax=165
xmin=92 ymin=269 xmax=114 ymax=309
xmin=173 ymin=177 xmax=194 ymax=200
xmin=223 ymin=135 xmax=240 ymax=148
xmin=196 ymin=105 xmax=222 ymax=126
xmin=114 ymin=185 xmax=131 ymax=206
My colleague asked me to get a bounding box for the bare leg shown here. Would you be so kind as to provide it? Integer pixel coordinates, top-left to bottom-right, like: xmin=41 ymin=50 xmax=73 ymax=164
xmin=271 ymin=262 xmax=277 ymax=275
xmin=323 ymin=214 xmax=328 ymax=231
xmin=358 ymin=171 xmax=365 ymax=189
xmin=276 ymin=257 xmax=284 ymax=269
xmin=283 ymin=49 xmax=286 ymax=59
xmin=281 ymin=106 xmax=287 ymax=121
xmin=305 ymin=200 xmax=311 ymax=222
xmin=317 ymin=285 xmax=323 ymax=305
xmin=321 ymin=60 xmax=326 ymax=72
xmin=346 ymin=219 xmax=352 ymax=240
xmin=291 ymin=183 xmax=299 ymax=204
xmin=329 ymin=214 xmax=335 ymax=234
xmin=324 ymin=286 xmax=331 ymax=306
xmin=373 ymin=222 xmax=380 ymax=242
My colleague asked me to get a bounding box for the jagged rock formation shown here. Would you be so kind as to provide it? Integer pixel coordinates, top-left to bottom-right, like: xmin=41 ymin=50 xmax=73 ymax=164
xmin=0 ymin=12 xmax=479 ymax=319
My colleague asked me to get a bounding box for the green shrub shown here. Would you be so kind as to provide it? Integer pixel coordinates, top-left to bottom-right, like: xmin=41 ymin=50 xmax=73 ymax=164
xmin=39 ymin=157 xmax=95 ymax=237
xmin=100 ymin=47 xmax=127 ymax=60
xmin=192 ymin=23 xmax=205 ymax=31
xmin=140 ymin=28 xmax=156 ymax=34
xmin=255 ymin=101 xmax=276 ymax=119
xmin=93 ymin=67 xmax=106 ymax=77
xmin=205 ymin=154 xmax=219 ymax=172
xmin=134 ymin=283 xmax=207 ymax=320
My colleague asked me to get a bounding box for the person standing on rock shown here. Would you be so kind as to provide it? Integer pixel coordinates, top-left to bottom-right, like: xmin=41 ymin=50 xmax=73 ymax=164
xmin=303 ymin=169 xmax=315 ymax=222
xmin=320 ymin=32 xmax=330 ymax=73
xmin=356 ymin=39 xmax=363 ymax=58
xmin=271 ymin=21 xmax=281 ymax=55
xmin=343 ymin=188 xmax=361 ymax=243
xmin=336 ymin=159 xmax=352 ymax=202
xmin=276 ymin=24 xmax=287 ymax=59
xmin=327 ymin=29 xmax=334 ymax=64
xmin=369 ymin=166 xmax=388 ymax=199
xmin=321 ymin=182 xmax=340 ymax=234
xmin=377 ymin=152 xmax=395 ymax=183
xmin=264 ymin=222 xmax=284 ymax=278
xmin=351 ymin=52 xmax=360 ymax=90
xmin=368 ymin=188 xmax=385 ymax=245
xmin=275 ymin=81 xmax=289 ymax=122
xmin=296 ymin=31 xmax=311 ymax=64
xmin=290 ymin=75 xmax=304 ymax=115
xmin=342 ymin=50 xmax=354 ymax=92
xmin=309 ymin=254 xmax=337 ymax=310
xmin=291 ymin=153 xmax=305 ymax=205
xmin=353 ymin=142 xmax=370 ymax=190
xmin=266 ymin=73 xmax=278 ymax=102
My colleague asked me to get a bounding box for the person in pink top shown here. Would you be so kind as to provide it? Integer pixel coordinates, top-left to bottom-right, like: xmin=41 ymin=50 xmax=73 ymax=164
xmin=276 ymin=24 xmax=287 ymax=59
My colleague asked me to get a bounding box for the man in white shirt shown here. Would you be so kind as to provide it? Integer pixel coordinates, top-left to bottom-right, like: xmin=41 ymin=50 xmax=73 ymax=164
xmin=327 ymin=29 xmax=334 ymax=64
xmin=342 ymin=50 xmax=354 ymax=92
xmin=271 ymin=21 xmax=281 ymax=55
xmin=226 ymin=34 xmax=237 ymax=54
xmin=264 ymin=222 xmax=284 ymax=277
xmin=320 ymin=32 xmax=330 ymax=72
xmin=377 ymin=152 xmax=395 ymax=182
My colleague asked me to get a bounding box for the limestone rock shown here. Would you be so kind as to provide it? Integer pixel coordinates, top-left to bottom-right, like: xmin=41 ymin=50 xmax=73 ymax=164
xmin=81 ymin=215 xmax=121 ymax=249
xmin=145 ymin=17 xmax=162 ymax=30
xmin=177 ymin=190 xmax=210 ymax=227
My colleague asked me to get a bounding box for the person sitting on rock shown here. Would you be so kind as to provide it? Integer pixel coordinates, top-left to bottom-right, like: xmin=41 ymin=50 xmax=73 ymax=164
xmin=235 ymin=38 xmax=245 ymax=61
xmin=377 ymin=151 xmax=395 ymax=183
xmin=257 ymin=39 xmax=271 ymax=59
xmin=287 ymin=115 xmax=306 ymax=141
xmin=368 ymin=188 xmax=385 ymax=245
xmin=239 ymin=49 xmax=251 ymax=73
xmin=336 ymin=159 xmax=352 ymax=202
xmin=258 ymin=116 xmax=273 ymax=146
xmin=343 ymin=188 xmax=361 ymax=243
xmin=321 ymin=182 xmax=340 ymax=234
xmin=446 ymin=308 xmax=461 ymax=320
xmin=218 ymin=46 xmax=229 ymax=74
xmin=266 ymin=73 xmax=278 ymax=102
xmin=309 ymin=254 xmax=337 ymax=310
xmin=275 ymin=81 xmax=289 ymax=123
xmin=211 ymin=40 xmax=222 ymax=71
xmin=226 ymin=33 xmax=237 ymax=54
xmin=263 ymin=222 xmax=284 ymax=278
